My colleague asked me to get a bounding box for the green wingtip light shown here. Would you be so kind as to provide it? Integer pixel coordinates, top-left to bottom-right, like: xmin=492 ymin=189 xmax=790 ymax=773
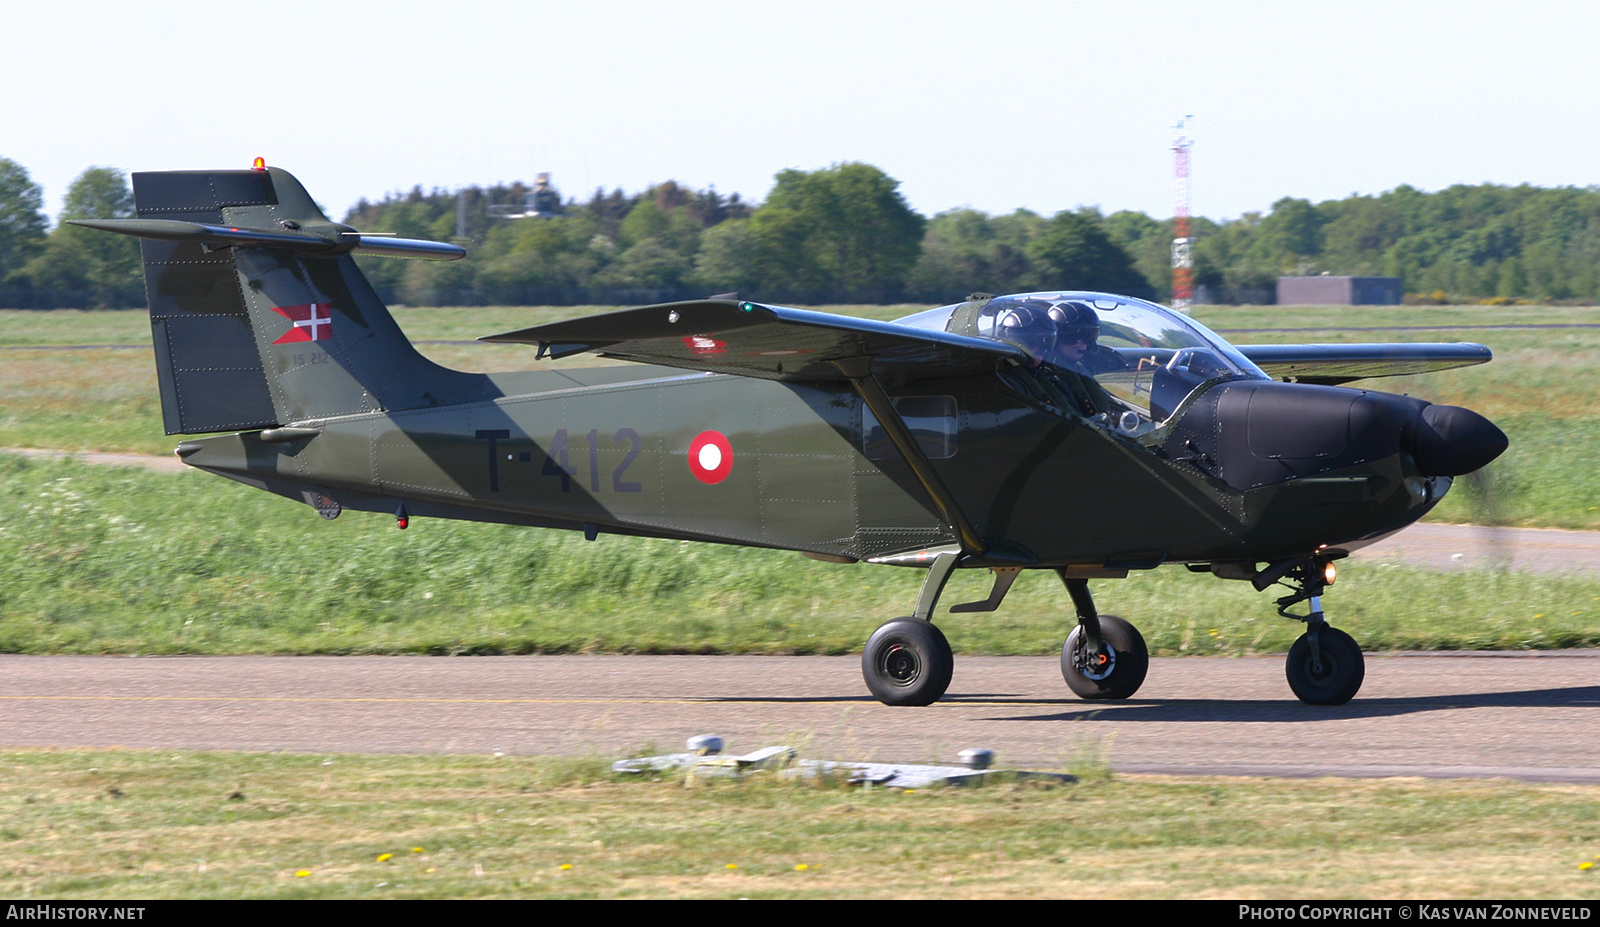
xmin=740 ymin=302 xmax=755 ymax=312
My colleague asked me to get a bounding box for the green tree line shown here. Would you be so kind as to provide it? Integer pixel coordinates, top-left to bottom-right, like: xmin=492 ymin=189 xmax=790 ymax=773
xmin=0 ymin=161 xmax=140 ymax=308
xmin=5 ymin=155 xmax=1600 ymax=308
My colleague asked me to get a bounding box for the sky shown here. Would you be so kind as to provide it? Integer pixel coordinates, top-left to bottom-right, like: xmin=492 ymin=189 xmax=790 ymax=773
xmin=3 ymin=0 xmax=1596 ymax=224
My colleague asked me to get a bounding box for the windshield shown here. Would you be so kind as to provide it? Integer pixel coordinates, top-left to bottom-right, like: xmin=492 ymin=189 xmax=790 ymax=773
xmin=902 ymin=291 xmax=1268 ymax=429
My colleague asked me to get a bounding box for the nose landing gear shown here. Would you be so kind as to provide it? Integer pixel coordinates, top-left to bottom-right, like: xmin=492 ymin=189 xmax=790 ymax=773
xmin=1268 ymin=558 xmax=1365 ymax=705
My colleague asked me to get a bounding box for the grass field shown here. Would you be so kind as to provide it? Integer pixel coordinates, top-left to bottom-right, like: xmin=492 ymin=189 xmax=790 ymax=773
xmin=3 ymin=748 xmax=1599 ymax=900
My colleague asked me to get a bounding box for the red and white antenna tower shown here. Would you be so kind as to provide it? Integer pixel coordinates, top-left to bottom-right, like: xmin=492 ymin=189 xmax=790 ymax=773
xmin=1171 ymin=117 xmax=1195 ymax=313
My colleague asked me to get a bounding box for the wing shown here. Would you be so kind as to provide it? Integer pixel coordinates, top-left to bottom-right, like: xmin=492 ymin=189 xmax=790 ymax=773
xmin=1236 ymin=343 xmax=1493 ymax=386
xmin=480 ymin=299 xmax=1026 ymax=381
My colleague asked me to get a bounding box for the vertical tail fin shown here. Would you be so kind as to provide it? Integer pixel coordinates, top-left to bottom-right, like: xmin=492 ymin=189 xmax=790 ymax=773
xmin=115 ymin=166 xmax=487 ymax=434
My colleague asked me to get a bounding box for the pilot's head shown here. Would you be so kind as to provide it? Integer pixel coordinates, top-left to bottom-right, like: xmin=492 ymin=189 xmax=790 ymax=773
xmin=1048 ymin=301 xmax=1100 ymax=362
xmin=996 ymin=300 xmax=1057 ymax=363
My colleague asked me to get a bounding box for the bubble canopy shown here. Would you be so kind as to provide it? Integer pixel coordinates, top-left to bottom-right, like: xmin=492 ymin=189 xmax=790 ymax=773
xmin=897 ymin=292 xmax=1269 ymax=425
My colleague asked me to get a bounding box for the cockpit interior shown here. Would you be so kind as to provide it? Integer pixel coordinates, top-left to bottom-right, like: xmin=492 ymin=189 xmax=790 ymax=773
xmin=898 ymin=292 xmax=1269 ymax=434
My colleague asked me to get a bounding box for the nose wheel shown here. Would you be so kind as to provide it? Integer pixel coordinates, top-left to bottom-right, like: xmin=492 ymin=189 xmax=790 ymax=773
xmin=1265 ymin=556 xmax=1366 ymax=705
xmin=1285 ymin=625 xmax=1364 ymax=705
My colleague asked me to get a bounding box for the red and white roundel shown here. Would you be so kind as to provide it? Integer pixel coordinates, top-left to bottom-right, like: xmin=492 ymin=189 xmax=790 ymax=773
xmin=688 ymin=430 xmax=733 ymax=484
xmin=683 ymin=335 xmax=727 ymax=355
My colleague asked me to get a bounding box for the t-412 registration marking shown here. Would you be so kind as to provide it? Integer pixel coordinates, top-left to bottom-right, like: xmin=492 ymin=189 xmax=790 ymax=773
xmin=476 ymin=428 xmax=642 ymax=494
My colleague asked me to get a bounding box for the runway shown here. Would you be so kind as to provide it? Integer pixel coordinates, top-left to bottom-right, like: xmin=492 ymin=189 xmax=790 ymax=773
xmin=5 ymin=652 xmax=1598 ymax=782
xmin=1352 ymin=522 xmax=1600 ymax=575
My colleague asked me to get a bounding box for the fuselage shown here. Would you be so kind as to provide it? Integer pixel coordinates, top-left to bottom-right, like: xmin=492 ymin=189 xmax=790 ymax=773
xmin=177 ymin=358 xmax=1450 ymax=569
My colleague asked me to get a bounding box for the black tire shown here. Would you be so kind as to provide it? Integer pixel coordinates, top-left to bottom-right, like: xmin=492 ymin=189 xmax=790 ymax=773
xmin=1060 ymin=614 xmax=1149 ymax=699
xmin=861 ymin=618 xmax=954 ymax=707
xmin=1286 ymin=626 xmax=1365 ymax=705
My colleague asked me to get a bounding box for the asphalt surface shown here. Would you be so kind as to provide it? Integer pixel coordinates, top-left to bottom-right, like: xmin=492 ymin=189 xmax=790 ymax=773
xmin=1353 ymin=522 xmax=1600 ymax=575
xmin=4 ymin=652 xmax=1599 ymax=782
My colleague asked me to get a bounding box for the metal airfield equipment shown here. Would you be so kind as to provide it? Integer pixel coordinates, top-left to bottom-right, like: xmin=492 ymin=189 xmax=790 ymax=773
xmin=78 ymin=165 xmax=1510 ymax=708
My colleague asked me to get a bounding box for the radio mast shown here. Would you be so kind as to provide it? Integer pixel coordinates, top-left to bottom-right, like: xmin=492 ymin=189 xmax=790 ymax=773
xmin=1171 ymin=117 xmax=1195 ymax=313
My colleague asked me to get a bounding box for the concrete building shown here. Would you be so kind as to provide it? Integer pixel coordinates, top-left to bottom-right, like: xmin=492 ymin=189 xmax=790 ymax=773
xmin=1277 ymin=276 xmax=1403 ymax=305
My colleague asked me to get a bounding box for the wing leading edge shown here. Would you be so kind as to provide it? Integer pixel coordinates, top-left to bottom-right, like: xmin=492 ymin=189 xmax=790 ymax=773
xmin=480 ymin=299 xmax=1026 ymax=381
xmin=1236 ymin=342 xmax=1492 ymax=386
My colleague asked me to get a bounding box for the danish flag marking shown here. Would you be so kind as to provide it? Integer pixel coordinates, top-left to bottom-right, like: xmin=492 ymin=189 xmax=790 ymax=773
xmin=271 ymin=302 xmax=334 ymax=343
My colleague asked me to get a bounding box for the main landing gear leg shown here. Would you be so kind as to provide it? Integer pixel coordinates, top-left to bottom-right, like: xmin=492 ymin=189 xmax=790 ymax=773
xmin=1058 ymin=574 xmax=1148 ymax=699
xmin=1274 ymin=560 xmax=1364 ymax=705
xmin=861 ymin=552 xmax=958 ymax=706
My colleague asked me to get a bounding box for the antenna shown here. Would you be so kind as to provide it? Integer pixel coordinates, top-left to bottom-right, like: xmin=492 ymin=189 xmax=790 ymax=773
xmin=1171 ymin=117 xmax=1194 ymax=313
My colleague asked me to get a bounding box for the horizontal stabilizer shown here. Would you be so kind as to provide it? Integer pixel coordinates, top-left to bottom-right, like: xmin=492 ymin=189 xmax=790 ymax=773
xmin=481 ymin=299 xmax=1026 ymax=381
xmin=68 ymin=218 xmax=465 ymax=261
xmin=1237 ymin=342 xmax=1492 ymax=385
xmin=343 ymin=234 xmax=467 ymax=260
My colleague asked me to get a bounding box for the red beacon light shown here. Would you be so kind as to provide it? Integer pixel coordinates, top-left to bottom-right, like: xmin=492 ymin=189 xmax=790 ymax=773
xmin=251 ymin=157 xmax=266 ymax=171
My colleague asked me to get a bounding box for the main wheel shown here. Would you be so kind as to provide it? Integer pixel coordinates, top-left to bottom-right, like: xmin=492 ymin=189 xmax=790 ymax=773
xmin=861 ymin=618 xmax=954 ymax=707
xmin=1061 ymin=614 xmax=1149 ymax=699
xmin=1286 ymin=626 xmax=1365 ymax=705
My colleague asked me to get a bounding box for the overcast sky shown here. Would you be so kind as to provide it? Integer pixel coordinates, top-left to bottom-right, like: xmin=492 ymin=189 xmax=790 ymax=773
xmin=4 ymin=0 xmax=1594 ymax=224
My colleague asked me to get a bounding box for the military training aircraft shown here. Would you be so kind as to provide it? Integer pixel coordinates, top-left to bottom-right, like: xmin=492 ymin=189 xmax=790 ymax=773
xmin=76 ymin=165 xmax=1508 ymax=708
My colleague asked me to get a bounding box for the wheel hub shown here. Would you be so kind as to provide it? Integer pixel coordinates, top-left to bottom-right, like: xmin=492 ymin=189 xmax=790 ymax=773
xmin=881 ymin=643 xmax=920 ymax=686
xmin=1076 ymin=643 xmax=1118 ymax=681
xmin=1304 ymin=650 xmax=1339 ymax=680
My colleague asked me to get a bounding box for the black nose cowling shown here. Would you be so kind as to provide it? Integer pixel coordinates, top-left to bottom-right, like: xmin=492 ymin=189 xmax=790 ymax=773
xmin=1406 ymin=404 xmax=1508 ymax=476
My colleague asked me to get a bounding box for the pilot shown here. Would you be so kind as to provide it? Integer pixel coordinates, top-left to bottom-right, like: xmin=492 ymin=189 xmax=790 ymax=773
xmin=1046 ymin=301 xmax=1126 ymax=375
xmin=995 ymin=299 xmax=1122 ymax=420
xmin=1038 ymin=300 xmax=1125 ymax=419
xmin=994 ymin=300 xmax=1058 ymax=364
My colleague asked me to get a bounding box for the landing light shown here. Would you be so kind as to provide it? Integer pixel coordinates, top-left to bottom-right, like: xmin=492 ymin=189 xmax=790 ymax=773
xmin=1322 ymin=561 xmax=1338 ymax=586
